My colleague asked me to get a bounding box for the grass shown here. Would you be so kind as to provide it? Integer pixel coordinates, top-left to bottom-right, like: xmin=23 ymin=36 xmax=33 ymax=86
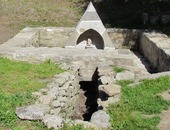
xmin=113 ymin=65 xmax=126 ymax=73
xmin=108 ymin=76 xmax=170 ymax=130
xmin=0 ymin=0 xmax=83 ymax=28
xmin=0 ymin=0 xmax=84 ymax=43
xmin=59 ymin=124 xmax=85 ymax=130
xmin=0 ymin=58 xmax=64 ymax=129
xmin=1 ymin=57 xmax=169 ymax=130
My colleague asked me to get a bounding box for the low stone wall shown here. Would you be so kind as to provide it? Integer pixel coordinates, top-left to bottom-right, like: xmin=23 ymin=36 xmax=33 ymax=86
xmin=107 ymin=28 xmax=142 ymax=50
xmin=3 ymin=27 xmax=39 ymax=47
xmin=38 ymin=27 xmax=142 ymax=49
xmin=3 ymin=27 xmax=74 ymax=48
xmin=3 ymin=26 xmax=170 ymax=72
xmin=39 ymin=27 xmax=74 ymax=47
xmin=140 ymin=32 xmax=170 ymax=72
xmin=16 ymin=72 xmax=80 ymax=129
xmin=2 ymin=27 xmax=142 ymax=49
xmin=38 ymin=72 xmax=80 ymax=119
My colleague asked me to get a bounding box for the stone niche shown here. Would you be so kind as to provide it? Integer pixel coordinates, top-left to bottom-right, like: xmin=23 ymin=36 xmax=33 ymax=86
xmin=76 ymin=29 xmax=104 ymax=49
xmin=65 ymin=2 xmax=114 ymax=50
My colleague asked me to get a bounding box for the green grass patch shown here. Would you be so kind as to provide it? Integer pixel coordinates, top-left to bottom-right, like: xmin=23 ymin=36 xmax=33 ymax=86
xmin=113 ymin=65 xmax=126 ymax=73
xmin=108 ymin=76 xmax=170 ymax=130
xmin=0 ymin=58 xmax=63 ymax=94
xmin=59 ymin=124 xmax=85 ymax=130
xmin=0 ymin=58 xmax=64 ymax=129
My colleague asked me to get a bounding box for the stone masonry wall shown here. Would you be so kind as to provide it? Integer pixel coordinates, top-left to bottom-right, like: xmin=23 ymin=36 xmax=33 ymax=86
xmin=35 ymin=72 xmax=80 ymax=120
xmin=2 ymin=27 xmax=141 ymax=49
xmin=38 ymin=27 xmax=141 ymax=49
xmin=107 ymin=28 xmax=142 ymax=50
xmin=3 ymin=27 xmax=39 ymax=47
xmin=16 ymin=71 xmax=81 ymax=129
xmin=2 ymin=27 xmax=74 ymax=48
xmin=39 ymin=27 xmax=74 ymax=47
xmin=140 ymin=32 xmax=170 ymax=72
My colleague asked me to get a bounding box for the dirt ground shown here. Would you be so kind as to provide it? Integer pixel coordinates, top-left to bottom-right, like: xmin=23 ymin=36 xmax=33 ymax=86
xmin=158 ymin=109 xmax=170 ymax=130
xmin=0 ymin=0 xmax=82 ymax=44
xmin=0 ymin=16 xmax=18 ymax=44
xmin=158 ymin=90 xmax=170 ymax=130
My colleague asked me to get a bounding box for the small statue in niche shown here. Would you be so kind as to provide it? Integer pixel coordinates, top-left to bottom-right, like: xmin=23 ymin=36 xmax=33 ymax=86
xmin=85 ymin=38 xmax=93 ymax=49
xmin=87 ymin=38 xmax=92 ymax=46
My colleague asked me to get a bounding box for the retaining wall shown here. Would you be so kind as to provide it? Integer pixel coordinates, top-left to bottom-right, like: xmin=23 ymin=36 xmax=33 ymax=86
xmin=140 ymin=32 xmax=170 ymax=72
xmin=107 ymin=28 xmax=141 ymax=50
xmin=37 ymin=72 xmax=80 ymax=119
xmin=3 ymin=27 xmax=141 ymax=49
xmin=38 ymin=27 xmax=141 ymax=49
xmin=39 ymin=27 xmax=74 ymax=47
xmin=2 ymin=27 xmax=170 ymax=72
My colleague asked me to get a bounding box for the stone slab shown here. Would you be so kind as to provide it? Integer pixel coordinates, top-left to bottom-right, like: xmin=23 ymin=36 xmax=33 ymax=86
xmin=16 ymin=104 xmax=50 ymax=120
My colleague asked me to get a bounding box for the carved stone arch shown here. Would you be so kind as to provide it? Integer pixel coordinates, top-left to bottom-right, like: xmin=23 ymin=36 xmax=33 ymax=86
xmin=76 ymin=29 xmax=104 ymax=49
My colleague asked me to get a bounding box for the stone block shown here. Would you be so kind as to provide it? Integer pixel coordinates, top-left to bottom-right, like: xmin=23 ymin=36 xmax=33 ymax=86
xmin=99 ymin=84 xmax=121 ymax=97
xmin=39 ymin=95 xmax=54 ymax=105
xmin=55 ymin=72 xmax=72 ymax=80
xmin=74 ymin=120 xmax=98 ymax=130
xmin=51 ymin=100 xmax=60 ymax=108
xmin=39 ymin=88 xmax=49 ymax=94
xmin=140 ymin=32 xmax=170 ymax=71
xmin=43 ymin=114 xmax=63 ymax=129
xmin=32 ymin=92 xmax=42 ymax=98
xmin=50 ymin=108 xmax=61 ymax=115
xmin=90 ymin=110 xmax=110 ymax=129
xmin=116 ymin=71 xmax=135 ymax=80
xmin=54 ymin=77 xmax=67 ymax=87
xmin=99 ymin=76 xmax=112 ymax=85
xmin=48 ymin=87 xmax=59 ymax=97
xmin=97 ymin=96 xmax=120 ymax=109
xmin=58 ymin=97 xmax=67 ymax=103
xmin=58 ymin=89 xmax=67 ymax=97
xmin=62 ymin=81 xmax=70 ymax=90
xmin=16 ymin=104 xmax=50 ymax=120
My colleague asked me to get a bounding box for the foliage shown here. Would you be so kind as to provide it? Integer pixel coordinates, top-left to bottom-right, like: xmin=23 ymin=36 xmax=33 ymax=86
xmin=108 ymin=76 xmax=170 ymax=130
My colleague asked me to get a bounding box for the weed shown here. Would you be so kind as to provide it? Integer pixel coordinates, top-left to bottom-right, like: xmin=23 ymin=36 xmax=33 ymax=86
xmin=113 ymin=65 xmax=126 ymax=73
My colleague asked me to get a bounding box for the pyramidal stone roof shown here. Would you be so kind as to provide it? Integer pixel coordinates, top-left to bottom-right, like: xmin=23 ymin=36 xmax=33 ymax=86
xmin=66 ymin=2 xmax=115 ymax=49
xmin=78 ymin=2 xmax=101 ymax=21
xmin=76 ymin=2 xmax=106 ymax=34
